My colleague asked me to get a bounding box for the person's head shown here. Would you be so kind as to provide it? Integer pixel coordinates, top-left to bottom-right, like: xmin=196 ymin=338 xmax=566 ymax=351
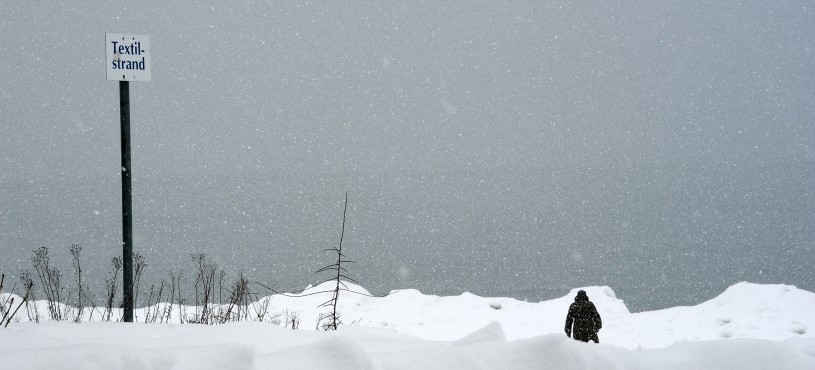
xmin=575 ymin=290 xmax=588 ymax=301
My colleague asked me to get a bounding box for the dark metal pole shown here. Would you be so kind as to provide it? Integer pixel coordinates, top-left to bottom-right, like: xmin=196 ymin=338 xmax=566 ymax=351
xmin=119 ymin=80 xmax=133 ymax=322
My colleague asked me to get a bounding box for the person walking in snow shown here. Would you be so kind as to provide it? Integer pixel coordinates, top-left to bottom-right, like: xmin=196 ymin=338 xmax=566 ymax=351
xmin=565 ymin=290 xmax=602 ymax=343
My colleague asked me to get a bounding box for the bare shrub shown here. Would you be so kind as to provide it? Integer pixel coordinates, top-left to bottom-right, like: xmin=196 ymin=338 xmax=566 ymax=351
xmin=250 ymin=291 xmax=273 ymax=322
xmin=0 ymin=274 xmax=8 ymax=317
xmin=103 ymin=257 xmax=122 ymax=321
xmin=143 ymin=279 xmax=167 ymax=323
xmin=19 ymin=272 xmax=39 ymax=322
xmin=0 ymin=274 xmax=9 ymax=323
xmin=133 ymin=252 xmax=146 ymax=311
xmin=284 ymin=309 xmax=300 ymax=329
xmin=1 ymin=274 xmax=34 ymax=327
xmin=191 ymin=254 xmax=218 ymax=324
xmin=220 ymin=273 xmax=250 ymax=323
xmin=69 ymin=244 xmax=87 ymax=322
xmin=166 ymin=269 xmax=184 ymax=323
xmin=31 ymin=247 xmax=64 ymax=321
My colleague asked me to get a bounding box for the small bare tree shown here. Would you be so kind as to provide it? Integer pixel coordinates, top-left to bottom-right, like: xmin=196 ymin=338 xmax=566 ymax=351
xmin=316 ymin=193 xmax=357 ymax=331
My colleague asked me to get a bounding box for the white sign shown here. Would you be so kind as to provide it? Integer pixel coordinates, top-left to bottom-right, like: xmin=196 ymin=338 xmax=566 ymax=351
xmin=106 ymin=33 xmax=151 ymax=82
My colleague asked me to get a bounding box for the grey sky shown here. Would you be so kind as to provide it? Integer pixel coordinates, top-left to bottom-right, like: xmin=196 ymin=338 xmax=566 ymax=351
xmin=1 ymin=1 xmax=813 ymax=311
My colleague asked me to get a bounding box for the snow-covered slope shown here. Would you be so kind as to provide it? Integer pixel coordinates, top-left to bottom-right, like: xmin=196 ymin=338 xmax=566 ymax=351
xmin=1 ymin=282 xmax=814 ymax=369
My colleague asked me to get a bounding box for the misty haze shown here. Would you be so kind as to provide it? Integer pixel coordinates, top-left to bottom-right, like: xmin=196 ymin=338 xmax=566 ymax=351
xmin=1 ymin=1 xmax=813 ymax=312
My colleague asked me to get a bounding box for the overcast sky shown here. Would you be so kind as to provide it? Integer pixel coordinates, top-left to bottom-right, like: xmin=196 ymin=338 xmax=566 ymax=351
xmin=1 ymin=1 xmax=813 ymax=311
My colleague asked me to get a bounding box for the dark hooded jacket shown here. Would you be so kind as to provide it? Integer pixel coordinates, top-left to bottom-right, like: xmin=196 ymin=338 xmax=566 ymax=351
xmin=564 ymin=290 xmax=602 ymax=343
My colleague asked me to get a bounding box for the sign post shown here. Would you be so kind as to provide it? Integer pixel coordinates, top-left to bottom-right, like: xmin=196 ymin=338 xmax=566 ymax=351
xmin=106 ymin=33 xmax=150 ymax=323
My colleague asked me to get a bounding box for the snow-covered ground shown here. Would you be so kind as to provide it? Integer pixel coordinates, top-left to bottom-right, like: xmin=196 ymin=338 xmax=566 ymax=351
xmin=1 ymin=282 xmax=814 ymax=369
